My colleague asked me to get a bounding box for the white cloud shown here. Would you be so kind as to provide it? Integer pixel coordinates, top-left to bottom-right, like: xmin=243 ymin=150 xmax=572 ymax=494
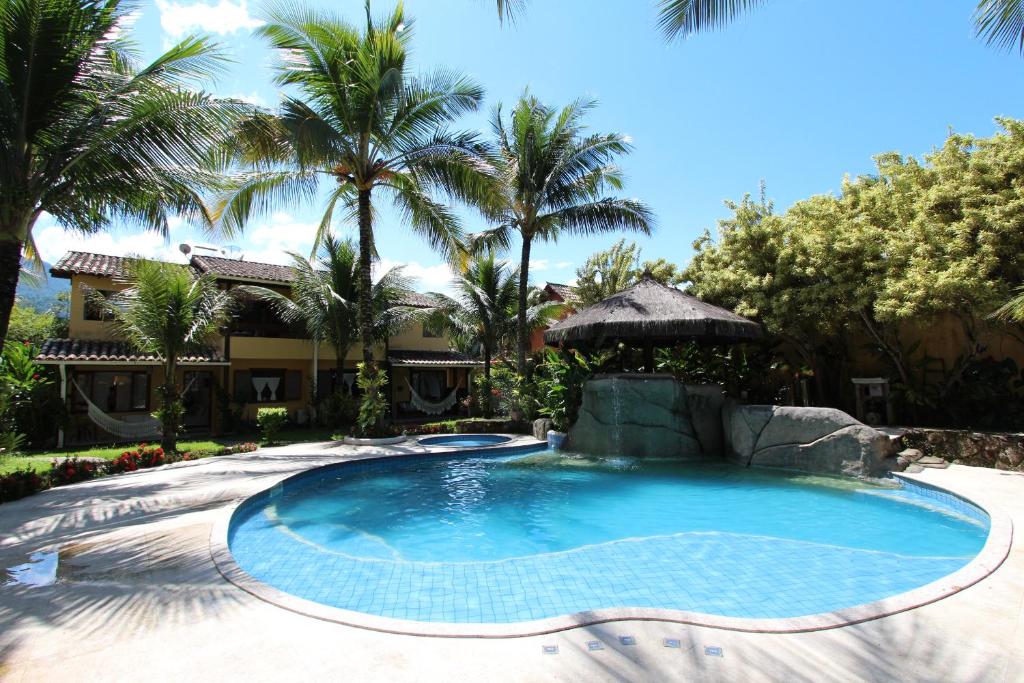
xmin=377 ymin=258 xmax=456 ymax=294
xmin=155 ymin=0 xmax=263 ymax=38
xmin=530 ymin=259 xmax=550 ymax=271
xmin=230 ymin=91 xmax=268 ymax=107
xmin=237 ymin=212 xmax=318 ymax=265
xmin=32 ymin=220 xmax=189 ymax=265
xmin=555 ymin=260 xmax=573 ymax=269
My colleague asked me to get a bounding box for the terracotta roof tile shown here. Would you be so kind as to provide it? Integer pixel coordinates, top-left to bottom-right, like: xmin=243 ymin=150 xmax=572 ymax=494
xmin=190 ymin=254 xmax=296 ymax=284
xmin=545 ymin=282 xmax=578 ymax=305
xmin=51 ymin=252 xmax=135 ymax=279
xmin=36 ymin=339 xmax=227 ymax=364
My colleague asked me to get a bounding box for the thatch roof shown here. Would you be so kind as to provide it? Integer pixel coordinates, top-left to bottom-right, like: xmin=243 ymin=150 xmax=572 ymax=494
xmin=543 ymin=276 xmax=762 ymax=346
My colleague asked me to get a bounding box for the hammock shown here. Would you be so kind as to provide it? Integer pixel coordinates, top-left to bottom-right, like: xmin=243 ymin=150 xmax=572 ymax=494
xmin=406 ymin=379 xmax=458 ymax=415
xmin=71 ymin=377 xmax=196 ymax=440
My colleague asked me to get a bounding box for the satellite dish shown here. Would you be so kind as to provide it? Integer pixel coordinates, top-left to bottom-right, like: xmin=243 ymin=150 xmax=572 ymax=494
xmin=178 ymin=243 xmax=192 ymax=255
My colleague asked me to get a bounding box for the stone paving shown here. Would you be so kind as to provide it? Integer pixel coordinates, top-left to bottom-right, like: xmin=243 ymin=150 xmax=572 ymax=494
xmin=0 ymin=439 xmax=1022 ymax=682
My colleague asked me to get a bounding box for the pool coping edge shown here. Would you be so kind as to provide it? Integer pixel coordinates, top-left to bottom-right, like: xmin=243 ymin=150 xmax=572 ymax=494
xmin=209 ymin=450 xmax=1014 ymax=639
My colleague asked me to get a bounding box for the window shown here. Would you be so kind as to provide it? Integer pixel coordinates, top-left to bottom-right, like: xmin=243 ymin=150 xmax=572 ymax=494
xmin=72 ymin=372 xmax=150 ymax=412
xmin=83 ymin=290 xmax=116 ymax=321
xmin=234 ymin=369 xmax=302 ymax=403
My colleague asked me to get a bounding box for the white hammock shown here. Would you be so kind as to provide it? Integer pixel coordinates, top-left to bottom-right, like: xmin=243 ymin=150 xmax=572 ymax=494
xmin=406 ymin=379 xmax=458 ymax=415
xmin=71 ymin=377 xmax=195 ymax=440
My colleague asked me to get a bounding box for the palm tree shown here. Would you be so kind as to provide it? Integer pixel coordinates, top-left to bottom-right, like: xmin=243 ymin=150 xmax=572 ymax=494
xmin=219 ymin=1 xmax=494 ymax=420
xmin=496 ymin=1 xmax=1024 ymax=52
xmin=476 ymin=95 xmax=654 ymax=376
xmin=656 ymin=0 xmax=1024 ymax=51
xmin=428 ymin=253 xmax=561 ymax=382
xmin=0 ymin=0 xmax=250 ymax=341
xmin=95 ymin=261 xmax=235 ymax=453
xmin=237 ymin=235 xmax=418 ymax=379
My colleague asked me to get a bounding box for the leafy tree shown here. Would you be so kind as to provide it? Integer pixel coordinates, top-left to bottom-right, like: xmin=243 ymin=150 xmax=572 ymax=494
xmin=574 ymin=239 xmax=684 ymax=307
xmin=428 ymin=252 xmax=562 ymax=380
xmin=239 ymin=235 xmax=417 ymax=376
xmin=686 ymin=118 xmax=1024 ymax=419
xmin=220 ymin=1 xmax=493 ymax=424
xmin=0 ymin=0 xmax=249 ymax=341
xmin=5 ymin=300 xmax=58 ymax=345
xmin=475 ymin=94 xmax=654 ymax=376
xmin=94 ymin=261 xmax=235 ymax=453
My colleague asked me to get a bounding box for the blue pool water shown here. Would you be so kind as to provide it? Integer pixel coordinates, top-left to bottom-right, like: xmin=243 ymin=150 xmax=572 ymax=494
xmin=228 ymin=450 xmax=989 ymax=623
xmin=418 ymin=434 xmax=511 ymax=448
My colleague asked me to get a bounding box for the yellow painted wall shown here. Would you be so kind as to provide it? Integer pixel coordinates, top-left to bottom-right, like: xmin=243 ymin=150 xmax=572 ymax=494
xmin=390 ymin=322 xmax=452 ymax=352
xmin=67 ymin=274 xmax=129 ymax=339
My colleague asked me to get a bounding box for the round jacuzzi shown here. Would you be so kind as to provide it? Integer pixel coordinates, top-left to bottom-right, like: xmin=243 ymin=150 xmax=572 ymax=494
xmin=222 ymin=448 xmax=995 ymax=632
xmin=418 ymin=434 xmax=511 ymax=448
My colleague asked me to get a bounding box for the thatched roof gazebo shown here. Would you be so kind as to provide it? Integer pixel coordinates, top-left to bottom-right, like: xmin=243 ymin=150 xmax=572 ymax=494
xmin=543 ymin=274 xmax=762 ymax=371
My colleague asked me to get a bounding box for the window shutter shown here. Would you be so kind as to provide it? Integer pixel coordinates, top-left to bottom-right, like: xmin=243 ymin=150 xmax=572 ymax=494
xmin=233 ymin=371 xmax=251 ymax=402
xmin=285 ymin=370 xmax=302 ymax=401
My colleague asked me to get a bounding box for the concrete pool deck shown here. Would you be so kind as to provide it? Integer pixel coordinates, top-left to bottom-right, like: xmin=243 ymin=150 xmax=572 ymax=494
xmin=0 ymin=439 xmax=1022 ymax=682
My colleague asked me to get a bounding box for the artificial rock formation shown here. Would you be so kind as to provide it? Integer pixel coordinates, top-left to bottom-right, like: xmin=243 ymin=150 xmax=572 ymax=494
xmin=568 ymin=375 xmax=724 ymax=460
xmin=722 ymin=403 xmax=896 ymax=478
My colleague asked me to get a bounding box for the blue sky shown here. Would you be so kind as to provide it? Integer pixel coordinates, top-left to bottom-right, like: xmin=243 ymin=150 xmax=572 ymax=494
xmin=34 ymin=0 xmax=1024 ymax=292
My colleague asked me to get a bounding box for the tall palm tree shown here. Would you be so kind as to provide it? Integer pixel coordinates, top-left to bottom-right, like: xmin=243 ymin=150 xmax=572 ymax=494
xmin=428 ymin=253 xmax=561 ymax=381
xmin=476 ymin=95 xmax=654 ymax=376
xmin=238 ymin=235 xmax=418 ymax=377
xmin=219 ymin=1 xmax=494 ymax=417
xmin=656 ymin=0 xmax=1024 ymax=51
xmin=0 ymin=0 xmax=250 ymax=341
xmin=96 ymin=261 xmax=235 ymax=453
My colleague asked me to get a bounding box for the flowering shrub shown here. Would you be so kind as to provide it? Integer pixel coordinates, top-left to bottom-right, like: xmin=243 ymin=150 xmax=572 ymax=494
xmin=257 ymin=407 xmax=289 ymax=444
xmin=104 ymin=443 xmax=195 ymax=474
xmin=216 ymin=442 xmax=259 ymax=455
xmin=48 ymin=457 xmax=100 ymax=485
xmin=0 ymin=469 xmax=47 ymax=503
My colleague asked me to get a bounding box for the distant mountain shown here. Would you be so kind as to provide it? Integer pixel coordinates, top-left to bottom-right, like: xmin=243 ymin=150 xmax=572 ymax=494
xmin=16 ymin=260 xmax=69 ymax=313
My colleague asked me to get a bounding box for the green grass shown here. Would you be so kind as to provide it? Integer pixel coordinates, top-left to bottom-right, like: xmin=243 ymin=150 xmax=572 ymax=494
xmin=0 ymin=425 xmax=346 ymax=475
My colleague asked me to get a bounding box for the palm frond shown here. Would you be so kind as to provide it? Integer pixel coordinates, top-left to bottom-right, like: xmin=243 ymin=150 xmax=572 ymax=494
xmin=657 ymin=0 xmax=769 ymax=41
xmin=975 ymin=0 xmax=1024 ymax=53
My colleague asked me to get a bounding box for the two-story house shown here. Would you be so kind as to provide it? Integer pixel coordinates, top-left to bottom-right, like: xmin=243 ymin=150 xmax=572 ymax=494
xmin=35 ymin=251 xmax=481 ymax=446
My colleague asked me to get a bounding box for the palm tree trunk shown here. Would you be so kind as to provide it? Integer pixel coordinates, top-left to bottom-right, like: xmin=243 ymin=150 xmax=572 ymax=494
xmin=161 ymin=358 xmax=179 ymax=453
xmin=0 ymin=236 xmax=24 ymax=342
xmin=516 ymin=236 xmax=532 ymax=377
xmin=357 ymin=188 xmax=375 ymax=366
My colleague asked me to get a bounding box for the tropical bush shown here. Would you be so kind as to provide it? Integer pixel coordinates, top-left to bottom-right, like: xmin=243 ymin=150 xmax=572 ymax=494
xmin=534 ymin=349 xmax=612 ymax=432
xmin=355 ymin=363 xmax=390 ymax=437
xmin=655 ymin=343 xmax=789 ymax=404
xmin=316 ymin=390 xmax=359 ymax=428
xmin=0 ymin=469 xmax=47 ymax=503
xmin=105 ymin=444 xmax=190 ymax=474
xmin=0 ymin=341 xmax=62 ymax=449
xmin=256 ymin=408 xmax=289 ymax=445
xmin=48 ymin=457 xmax=101 ymax=486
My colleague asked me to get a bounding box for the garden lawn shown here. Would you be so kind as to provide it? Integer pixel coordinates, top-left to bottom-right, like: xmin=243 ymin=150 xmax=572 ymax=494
xmin=0 ymin=426 xmax=344 ymax=475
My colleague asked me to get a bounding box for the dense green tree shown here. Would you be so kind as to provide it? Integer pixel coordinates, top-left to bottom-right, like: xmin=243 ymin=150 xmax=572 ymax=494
xmin=0 ymin=0 xmax=249 ymax=341
xmin=475 ymin=95 xmax=654 ymax=376
xmin=95 ymin=261 xmax=235 ymax=453
xmin=4 ymin=300 xmax=59 ymax=345
xmin=686 ymin=118 xmax=1024 ymax=414
xmin=574 ymin=239 xmax=684 ymax=307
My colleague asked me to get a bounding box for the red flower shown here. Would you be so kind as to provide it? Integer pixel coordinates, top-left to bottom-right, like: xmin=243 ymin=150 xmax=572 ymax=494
xmin=32 ymin=373 xmax=39 ymax=380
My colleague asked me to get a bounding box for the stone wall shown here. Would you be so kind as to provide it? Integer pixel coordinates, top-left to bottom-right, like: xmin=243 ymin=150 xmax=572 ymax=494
xmin=723 ymin=402 xmax=897 ymax=478
xmin=567 ymin=375 xmax=724 ymax=460
xmin=901 ymin=428 xmax=1024 ymax=471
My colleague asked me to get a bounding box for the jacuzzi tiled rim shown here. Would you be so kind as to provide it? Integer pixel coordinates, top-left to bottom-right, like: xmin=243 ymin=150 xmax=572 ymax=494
xmin=210 ymin=448 xmax=1014 ymax=639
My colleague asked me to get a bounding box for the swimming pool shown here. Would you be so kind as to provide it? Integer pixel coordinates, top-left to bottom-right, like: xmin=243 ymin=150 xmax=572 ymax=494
xmin=226 ymin=449 xmax=990 ymax=627
xmin=418 ymin=434 xmax=511 ymax=448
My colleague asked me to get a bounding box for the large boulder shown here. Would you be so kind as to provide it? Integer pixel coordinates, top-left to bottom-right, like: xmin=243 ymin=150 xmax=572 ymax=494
xmin=567 ymin=376 xmax=723 ymax=460
xmin=532 ymin=418 xmax=553 ymax=441
xmin=723 ymin=403 xmax=895 ymax=477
